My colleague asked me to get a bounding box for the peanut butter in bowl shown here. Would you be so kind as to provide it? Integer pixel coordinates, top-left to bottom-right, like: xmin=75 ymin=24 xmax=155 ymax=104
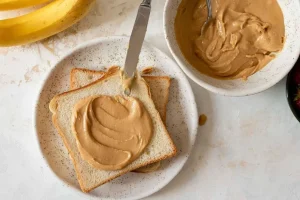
xmin=175 ymin=0 xmax=285 ymax=80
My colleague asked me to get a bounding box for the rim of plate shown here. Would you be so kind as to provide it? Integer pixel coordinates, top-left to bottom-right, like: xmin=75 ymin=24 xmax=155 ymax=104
xmin=163 ymin=0 xmax=300 ymax=97
xmin=33 ymin=36 xmax=199 ymax=200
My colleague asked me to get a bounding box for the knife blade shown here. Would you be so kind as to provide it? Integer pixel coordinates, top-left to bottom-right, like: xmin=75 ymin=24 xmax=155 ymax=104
xmin=123 ymin=0 xmax=152 ymax=77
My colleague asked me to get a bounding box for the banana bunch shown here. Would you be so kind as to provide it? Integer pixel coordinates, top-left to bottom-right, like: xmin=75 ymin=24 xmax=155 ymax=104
xmin=0 ymin=0 xmax=95 ymax=46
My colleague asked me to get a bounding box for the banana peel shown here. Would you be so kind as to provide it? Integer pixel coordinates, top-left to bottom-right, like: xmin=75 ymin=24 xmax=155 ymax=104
xmin=0 ymin=0 xmax=51 ymax=11
xmin=0 ymin=0 xmax=95 ymax=47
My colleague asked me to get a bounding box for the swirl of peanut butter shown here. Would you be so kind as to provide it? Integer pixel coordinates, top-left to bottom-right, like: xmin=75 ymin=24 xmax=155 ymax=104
xmin=72 ymin=95 xmax=153 ymax=171
xmin=175 ymin=0 xmax=285 ymax=80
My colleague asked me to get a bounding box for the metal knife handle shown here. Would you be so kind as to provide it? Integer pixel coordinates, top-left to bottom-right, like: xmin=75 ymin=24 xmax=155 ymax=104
xmin=141 ymin=0 xmax=151 ymax=7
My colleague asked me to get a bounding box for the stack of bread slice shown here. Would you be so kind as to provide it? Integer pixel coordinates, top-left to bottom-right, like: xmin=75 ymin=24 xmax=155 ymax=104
xmin=49 ymin=67 xmax=177 ymax=192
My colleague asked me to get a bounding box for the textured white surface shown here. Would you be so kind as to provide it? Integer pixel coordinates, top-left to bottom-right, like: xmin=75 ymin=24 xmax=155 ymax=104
xmin=0 ymin=0 xmax=300 ymax=200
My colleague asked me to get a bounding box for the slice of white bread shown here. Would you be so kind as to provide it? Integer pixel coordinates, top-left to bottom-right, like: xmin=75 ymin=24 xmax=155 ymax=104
xmin=49 ymin=67 xmax=177 ymax=192
xmin=70 ymin=68 xmax=171 ymax=173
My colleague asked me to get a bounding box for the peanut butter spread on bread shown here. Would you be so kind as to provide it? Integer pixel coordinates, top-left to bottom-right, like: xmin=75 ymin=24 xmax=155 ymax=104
xmin=72 ymin=95 xmax=153 ymax=171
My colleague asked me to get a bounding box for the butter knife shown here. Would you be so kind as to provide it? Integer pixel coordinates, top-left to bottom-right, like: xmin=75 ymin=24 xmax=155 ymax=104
xmin=123 ymin=0 xmax=152 ymax=78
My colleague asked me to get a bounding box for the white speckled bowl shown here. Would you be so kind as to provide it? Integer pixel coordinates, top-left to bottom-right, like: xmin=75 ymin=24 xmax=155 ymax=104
xmin=164 ymin=0 xmax=300 ymax=96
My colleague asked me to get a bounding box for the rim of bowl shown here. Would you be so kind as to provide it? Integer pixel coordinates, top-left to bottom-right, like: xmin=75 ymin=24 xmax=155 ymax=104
xmin=163 ymin=0 xmax=300 ymax=97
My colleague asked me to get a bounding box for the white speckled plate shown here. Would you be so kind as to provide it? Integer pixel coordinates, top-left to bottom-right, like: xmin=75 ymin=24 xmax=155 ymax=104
xmin=34 ymin=36 xmax=198 ymax=200
xmin=164 ymin=0 xmax=300 ymax=96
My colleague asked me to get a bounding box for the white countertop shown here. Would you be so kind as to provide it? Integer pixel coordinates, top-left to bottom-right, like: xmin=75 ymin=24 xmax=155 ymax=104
xmin=1 ymin=1 xmax=300 ymax=199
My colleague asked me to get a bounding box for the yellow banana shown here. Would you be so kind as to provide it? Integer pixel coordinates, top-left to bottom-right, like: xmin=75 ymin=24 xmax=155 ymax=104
xmin=0 ymin=0 xmax=95 ymax=46
xmin=0 ymin=0 xmax=51 ymax=11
